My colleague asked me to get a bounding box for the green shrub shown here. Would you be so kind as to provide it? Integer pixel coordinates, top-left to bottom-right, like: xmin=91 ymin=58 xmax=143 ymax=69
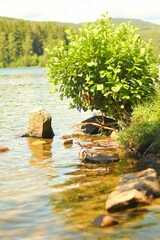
xmin=119 ymin=88 xmax=160 ymax=150
xmin=46 ymin=13 xmax=159 ymax=124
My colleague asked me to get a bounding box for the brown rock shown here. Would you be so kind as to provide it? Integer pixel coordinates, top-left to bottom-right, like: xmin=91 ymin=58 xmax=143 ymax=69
xmin=63 ymin=139 xmax=73 ymax=145
xmin=93 ymin=214 xmax=119 ymax=227
xmin=106 ymin=168 xmax=160 ymax=212
xmin=27 ymin=107 xmax=54 ymax=139
xmin=0 ymin=146 xmax=9 ymax=152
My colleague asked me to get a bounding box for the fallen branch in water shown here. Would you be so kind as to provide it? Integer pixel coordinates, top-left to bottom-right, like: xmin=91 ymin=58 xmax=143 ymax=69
xmin=70 ymin=122 xmax=117 ymax=132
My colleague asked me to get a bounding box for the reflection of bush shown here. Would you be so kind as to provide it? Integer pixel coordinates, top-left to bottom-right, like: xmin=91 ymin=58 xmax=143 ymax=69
xmin=49 ymin=172 xmax=120 ymax=226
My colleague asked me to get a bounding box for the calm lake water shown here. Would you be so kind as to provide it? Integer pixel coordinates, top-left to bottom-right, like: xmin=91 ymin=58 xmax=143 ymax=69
xmin=0 ymin=67 xmax=160 ymax=240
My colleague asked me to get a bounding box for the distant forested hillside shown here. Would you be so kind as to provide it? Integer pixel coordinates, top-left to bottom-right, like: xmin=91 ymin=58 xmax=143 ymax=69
xmin=0 ymin=17 xmax=68 ymax=67
xmin=0 ymin=16 xmax=160 ymax=67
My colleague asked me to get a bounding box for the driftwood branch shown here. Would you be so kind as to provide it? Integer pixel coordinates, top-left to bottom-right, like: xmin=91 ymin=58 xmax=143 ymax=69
xmin=70 ymin=121 xmax=117 ymax=132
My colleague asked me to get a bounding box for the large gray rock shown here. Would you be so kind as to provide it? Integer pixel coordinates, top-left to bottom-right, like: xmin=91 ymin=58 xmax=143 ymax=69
xmin=106 ymin=168 xmax=160 ymax=212
xmin=26 ymin=107 xmax=55 ymax=139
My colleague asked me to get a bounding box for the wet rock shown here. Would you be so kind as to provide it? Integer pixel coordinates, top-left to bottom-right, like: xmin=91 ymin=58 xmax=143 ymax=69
xmin=84 ymin=154 xmax=119 ymax=164
xmin=93 ymin=214 xmax=119 ymax=227
xmin=63 ymin=139 xmax=73 ymax=145
xmin=106 ymin=168 xmax=160 ymax=212
xmin=0 ymin=146 xmax=9 ymax=152
xmin=81 ymin=115 xmax=118 ymax=134
xmin=25 ymin=107 xmax=54 ymax=139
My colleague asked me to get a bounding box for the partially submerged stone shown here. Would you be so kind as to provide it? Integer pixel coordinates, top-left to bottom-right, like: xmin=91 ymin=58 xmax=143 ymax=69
xmin=84 ymin=154 xmax=119 ymax=164
xmin=93 ymin=214 xmax=119 ymax=227
xmin=63 ymin=139 xmax=73 ymax=145
xmin=25 ymin=107 xmax=54 ymax=139
xmin=0 ymin=146 xmax=9 ymax=152
xmin=106 ymin=168 xmax=160 ymax=212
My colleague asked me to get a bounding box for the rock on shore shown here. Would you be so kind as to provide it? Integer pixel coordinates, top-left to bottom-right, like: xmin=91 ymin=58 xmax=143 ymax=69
xmin=23 ymin=107 xmax=55 ymax=139
xmin=106 ymin=168 xmax=160 ymax=212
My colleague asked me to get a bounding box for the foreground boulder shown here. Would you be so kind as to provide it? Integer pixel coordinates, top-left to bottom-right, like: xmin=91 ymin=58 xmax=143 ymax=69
xmin=106 ymin=168 xmax=160 ymax=212
xmin=24 ymin=107 xmax=55 ymax=139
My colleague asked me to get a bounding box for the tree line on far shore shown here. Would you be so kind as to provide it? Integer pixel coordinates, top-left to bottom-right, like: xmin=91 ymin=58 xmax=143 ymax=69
xmin=0 ymin=17 xmax=68 ymax=67
xmin=0 ymin=16 xmax=160 ymax=68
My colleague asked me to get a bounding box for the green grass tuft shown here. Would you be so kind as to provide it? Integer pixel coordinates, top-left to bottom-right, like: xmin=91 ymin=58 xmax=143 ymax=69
xmin=118 ymin=87 xmax=160 ymax=152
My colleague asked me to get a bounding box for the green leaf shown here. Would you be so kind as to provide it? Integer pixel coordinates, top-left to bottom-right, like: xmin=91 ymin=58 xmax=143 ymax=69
xmin=136 ymin=95 xmax=141 ymax=99
xmin=100 ymin=70 xmax=106 ymax=78
xmin=140 ymin=48 xmax=145 ymax=56
xmin=88 ymin=80 xmax=94 ymax=85
xmin=111 ymin=84 xmax=122 ymax=93
xmin=137 ymin=80 xmax=142 ymax=86
xmin=87 ymin=61 xmax=97 ymax=66
xmin=78 ymin=73 xmax=83 ymax=77
xmin=50 ymin=85 xmax=58 ymax=93
xmin=122 ymin=95 xmax=130 ymax=100
xmin=85 ymin=75 xmax=90 ymax=81
xmin=104 ymin=91 xmax=112 ymax=97
xmin=96 ymin=84 xmax=104 ymax=91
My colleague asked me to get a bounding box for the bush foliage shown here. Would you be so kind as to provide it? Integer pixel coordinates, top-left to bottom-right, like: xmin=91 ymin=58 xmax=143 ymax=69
xmin=47 ymin=13 xmax=159 ymax=124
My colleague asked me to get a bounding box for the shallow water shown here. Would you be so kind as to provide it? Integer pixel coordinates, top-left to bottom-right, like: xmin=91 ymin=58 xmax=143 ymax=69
xmin=0 ymin=67 xmax=160 ymax=240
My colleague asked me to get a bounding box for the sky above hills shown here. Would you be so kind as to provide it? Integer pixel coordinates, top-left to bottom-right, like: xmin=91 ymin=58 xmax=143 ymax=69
xmin=0 ymin=0 xmax=160 ymax=25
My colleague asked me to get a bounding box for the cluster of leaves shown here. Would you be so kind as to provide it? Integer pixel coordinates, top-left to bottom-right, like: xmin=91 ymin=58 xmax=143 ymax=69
xmin=119 ymin=88 xmax=160 ymax=151
xmin=0 ymin=17 xmax=67 ymax=67
xmin=46 ymin=13 xmax=159 ymax=124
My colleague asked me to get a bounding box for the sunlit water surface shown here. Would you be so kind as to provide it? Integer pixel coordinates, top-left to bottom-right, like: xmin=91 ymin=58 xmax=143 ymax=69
xmin=0 ymin=68 xmax=160 ymax=240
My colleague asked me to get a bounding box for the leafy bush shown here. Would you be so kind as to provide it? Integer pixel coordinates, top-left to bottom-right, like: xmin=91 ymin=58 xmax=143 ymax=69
xmin=46 ymin=13 xmax=159 ymax=124
xmin=119 ymin=88 xmax=160 ymax=151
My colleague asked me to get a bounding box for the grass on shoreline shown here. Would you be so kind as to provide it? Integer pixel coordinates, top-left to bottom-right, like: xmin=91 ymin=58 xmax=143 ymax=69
xmin=118 ymin=87 xmax=160 ymax=153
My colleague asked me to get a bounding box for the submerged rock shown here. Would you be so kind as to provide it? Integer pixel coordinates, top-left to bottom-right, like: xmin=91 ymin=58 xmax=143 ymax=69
xmin=63 ymin=139 xmax=73 ymax=145
xmin=93 ymin=214 xmax=119 ymax=227
xmin=84 ymin=154 xmax=119 ymax=164
xmin=24 ymin=107 xmax=55 ymax=139
xmin=0 ymin=146 xmax=9 ymax=152
xmin=106 ymin=168 xmax=160 ymax=212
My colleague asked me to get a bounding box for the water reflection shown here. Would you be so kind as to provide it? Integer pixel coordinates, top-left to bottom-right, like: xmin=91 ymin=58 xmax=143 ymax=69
xmin=28 ymin=137 xmax=53 ymax=167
